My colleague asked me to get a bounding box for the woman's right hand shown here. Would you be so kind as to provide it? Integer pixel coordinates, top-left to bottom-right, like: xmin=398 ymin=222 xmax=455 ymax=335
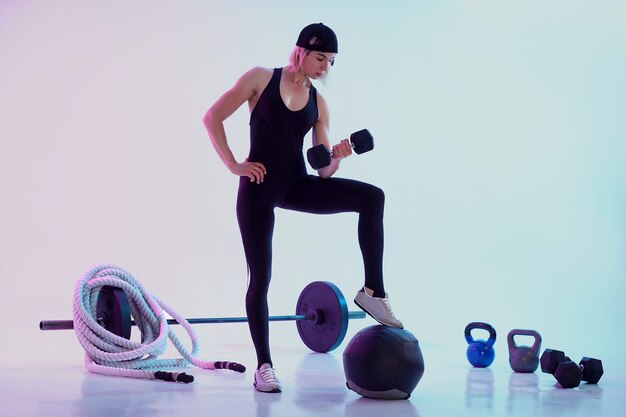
xmin=230 ymin=159 xmax=267 ymax=184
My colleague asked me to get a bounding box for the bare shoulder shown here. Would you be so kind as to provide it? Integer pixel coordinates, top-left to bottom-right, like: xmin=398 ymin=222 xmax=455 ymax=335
xmin=247 ymin=66 xmax=273 ymax=77
xmin=316 ymin=90 xmax=328 ymax=107
xmin=239 ymin=66 xmax=273 ymax=92
xmin=315 ymin=90 xmax=329 ymax=121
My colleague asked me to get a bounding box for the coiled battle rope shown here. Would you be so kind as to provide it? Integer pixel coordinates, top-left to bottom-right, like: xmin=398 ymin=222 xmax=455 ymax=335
xmin=72 ymin=264 xmax=245 ymax=383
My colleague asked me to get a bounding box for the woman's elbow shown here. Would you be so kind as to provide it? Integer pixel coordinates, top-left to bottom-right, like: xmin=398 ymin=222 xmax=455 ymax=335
xmin=202 ymin=109 xmax=213 ymax=127
xmin=317 ymin=170 xmax=332 ymax=179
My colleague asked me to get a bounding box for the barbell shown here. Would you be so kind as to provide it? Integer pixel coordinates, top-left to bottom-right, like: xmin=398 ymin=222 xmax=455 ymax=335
xmin=40 ymin=281 xmax=366 ymax=353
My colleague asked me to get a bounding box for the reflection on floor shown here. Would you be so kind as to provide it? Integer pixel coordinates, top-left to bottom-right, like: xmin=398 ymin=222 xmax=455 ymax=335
xmin=2 ymin=328 xmax=624 ymax=417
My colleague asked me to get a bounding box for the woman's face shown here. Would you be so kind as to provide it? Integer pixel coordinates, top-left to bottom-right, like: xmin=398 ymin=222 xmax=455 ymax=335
xmin=301 ymin=51 xmax=336 ymax=79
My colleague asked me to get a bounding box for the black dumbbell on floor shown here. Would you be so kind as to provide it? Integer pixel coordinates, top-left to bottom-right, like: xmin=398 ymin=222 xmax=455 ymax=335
xmin=306 ymin=129 xmax=374 ymax=170
xmin=540 ymin=348 xmax=604 ymax=388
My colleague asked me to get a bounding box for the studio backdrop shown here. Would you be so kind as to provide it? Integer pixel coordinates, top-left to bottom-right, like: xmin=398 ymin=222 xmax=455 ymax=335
xmin=1 ymin=0 xmax=624 ymax=370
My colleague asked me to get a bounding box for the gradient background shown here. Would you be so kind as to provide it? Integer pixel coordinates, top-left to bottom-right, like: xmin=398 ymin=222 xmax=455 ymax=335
xmin=1 ymin=0 xmax=624 ymax=372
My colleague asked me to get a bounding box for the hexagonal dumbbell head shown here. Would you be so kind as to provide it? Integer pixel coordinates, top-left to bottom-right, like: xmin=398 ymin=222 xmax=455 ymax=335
xmin=554 ymin=361 xmax=583 ymax=389
xmin=306 ymin=144 xmax=331 ymax=170
xmin=540 ymin=348 xmax=566 ymax=375
xmin=350 ymin=129 xmax=374 ymax=154
xmin=579 ymin=357 xmax=604 ymax=384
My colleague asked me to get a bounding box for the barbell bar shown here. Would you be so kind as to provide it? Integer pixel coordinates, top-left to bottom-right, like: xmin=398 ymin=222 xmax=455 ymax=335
xmin=40 ymin=281 xmax=367 ymax=353
xmin=41 ymin=313 xmax=366 ymax=329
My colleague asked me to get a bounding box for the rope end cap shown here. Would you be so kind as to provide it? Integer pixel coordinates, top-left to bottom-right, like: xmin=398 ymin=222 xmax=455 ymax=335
xmin=215 ymin=361 xmax=246 ymax=373
xmin=154 ymin=371 xmax=194 ymax=383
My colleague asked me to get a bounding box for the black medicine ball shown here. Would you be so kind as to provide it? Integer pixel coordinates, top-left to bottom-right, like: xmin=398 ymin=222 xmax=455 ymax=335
xmin=343 ymin=325 xmax=425 ymax=399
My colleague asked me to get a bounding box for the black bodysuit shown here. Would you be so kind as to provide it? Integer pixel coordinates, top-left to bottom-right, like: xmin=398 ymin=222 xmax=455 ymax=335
xmin=237 ymin=68 xmax=386 ymax=368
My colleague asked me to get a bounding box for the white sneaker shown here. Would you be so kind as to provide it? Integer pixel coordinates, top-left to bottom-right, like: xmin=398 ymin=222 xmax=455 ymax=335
xmin=254 ymin=363 xmax=282 ymax=393
xmin=354 ymin=286 xmax=404 ymax=329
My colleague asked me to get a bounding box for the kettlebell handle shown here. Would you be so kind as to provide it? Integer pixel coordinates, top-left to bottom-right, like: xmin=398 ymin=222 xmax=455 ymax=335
xmin=507 ymin=329 xmax=542 ymax=354
xmin=464 ymin=322 xmax=497 ymax=347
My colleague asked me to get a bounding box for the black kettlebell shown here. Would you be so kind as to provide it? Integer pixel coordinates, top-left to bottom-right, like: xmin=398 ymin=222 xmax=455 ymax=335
xmin=507 ymin=329 xmax=542 ymax=373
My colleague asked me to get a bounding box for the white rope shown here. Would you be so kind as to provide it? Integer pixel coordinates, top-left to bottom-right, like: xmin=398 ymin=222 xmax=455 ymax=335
xmin=72 ymin=264 xmax=245 ymax=382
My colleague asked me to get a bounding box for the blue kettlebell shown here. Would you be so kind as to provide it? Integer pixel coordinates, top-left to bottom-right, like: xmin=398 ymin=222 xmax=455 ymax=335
xmin=464 ymin=322 xmax=497 ymax=368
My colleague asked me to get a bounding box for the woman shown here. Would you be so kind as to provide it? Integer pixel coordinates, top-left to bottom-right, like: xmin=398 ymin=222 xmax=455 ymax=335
xmin=203 ymin=23 xmax=403 ymax=393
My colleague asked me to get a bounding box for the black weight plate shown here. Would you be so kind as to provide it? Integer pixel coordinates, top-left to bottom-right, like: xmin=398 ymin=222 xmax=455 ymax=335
xmin=295 ymin=281 xmax=349 ymax=353
xmin=96 ymin=286 xmax=132 ymax=339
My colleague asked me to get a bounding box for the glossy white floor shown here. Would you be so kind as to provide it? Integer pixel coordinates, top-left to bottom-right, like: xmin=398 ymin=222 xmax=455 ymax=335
xmin=2 ymin=322 xmax=624 ymax=417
